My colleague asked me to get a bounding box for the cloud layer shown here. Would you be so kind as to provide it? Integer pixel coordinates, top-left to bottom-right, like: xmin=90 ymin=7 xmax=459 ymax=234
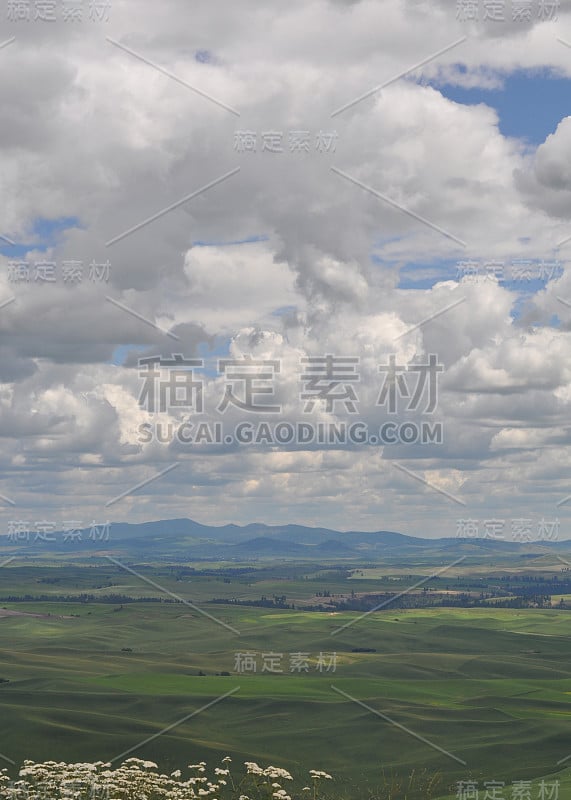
xmin=1 ymin=0 xmax=571 ymax=537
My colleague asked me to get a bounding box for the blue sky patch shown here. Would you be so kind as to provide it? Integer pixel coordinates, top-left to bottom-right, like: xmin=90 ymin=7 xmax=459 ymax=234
xmin=198 ymin=338 xmax=232 ymax=377
xmin=428 ymin=68 xmax=570 ymax=146
xmin=110 ymin=344 xmax=149 ymax=366
xmin=192 ymin=235 xmax=268 ymax=247
xmin=195 ymin=50 xmax=214 ymax=64
xmin=0 ymin=216 xmax=82 ymax=258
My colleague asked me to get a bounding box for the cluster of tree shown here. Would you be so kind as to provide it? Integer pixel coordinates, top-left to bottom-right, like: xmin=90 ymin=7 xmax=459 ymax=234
xmin=303 ymin=593 xmax=428 ymax=612
xmin=169 ymin=566 xmax=254 ymax=579
xmin=300 ymin=591 xmax=563 ymax=612
xmin=208 ymin=594 xmax=293 ymax=609
xmin=437 ymin=593 xmax=554 ymax=609
xmin=0 ymin=593 xmax=177 ymax=604
xmin=500 ymin=574 xmax=567 ymax=583
xmin=499 ymin=579 xmax=571 ymax=595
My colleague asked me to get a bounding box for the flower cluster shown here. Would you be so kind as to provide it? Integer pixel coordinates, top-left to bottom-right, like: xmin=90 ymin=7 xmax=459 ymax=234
xmin=0 ymin=757 xmax=335 ymax=800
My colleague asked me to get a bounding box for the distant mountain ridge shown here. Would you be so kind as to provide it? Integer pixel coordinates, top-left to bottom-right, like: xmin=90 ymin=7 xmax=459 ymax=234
xmin=0 ymin=517 xmax=568 ymax=559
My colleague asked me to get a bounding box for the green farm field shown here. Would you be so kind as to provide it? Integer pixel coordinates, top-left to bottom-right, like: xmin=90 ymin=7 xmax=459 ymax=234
xmin=0 ymin=572 xmax=570 ymax=798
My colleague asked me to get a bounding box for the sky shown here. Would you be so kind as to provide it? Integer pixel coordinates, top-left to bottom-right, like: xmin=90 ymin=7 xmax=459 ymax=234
xmin=2 ymin=0 xmax=571 ymax=540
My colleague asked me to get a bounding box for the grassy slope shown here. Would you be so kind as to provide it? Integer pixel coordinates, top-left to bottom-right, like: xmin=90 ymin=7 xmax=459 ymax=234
xmin=0 ymin=603 xmax=570 ymax=796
